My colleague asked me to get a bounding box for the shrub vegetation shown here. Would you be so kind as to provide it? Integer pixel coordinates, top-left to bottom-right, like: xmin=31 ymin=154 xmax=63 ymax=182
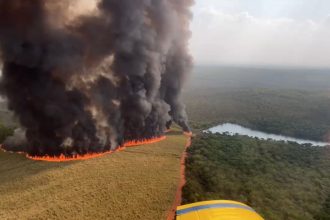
xmin=183 ymin=133 xmax=330 ymax=220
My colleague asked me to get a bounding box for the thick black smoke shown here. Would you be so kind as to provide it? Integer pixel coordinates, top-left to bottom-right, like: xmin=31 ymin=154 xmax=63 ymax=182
xmin=0 ymin=0 xmax=193 ymax=156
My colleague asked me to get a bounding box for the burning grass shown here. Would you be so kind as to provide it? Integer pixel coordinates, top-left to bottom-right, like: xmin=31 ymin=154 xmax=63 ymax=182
xmin=25 ymin=136 xmax=166 ymax=162
xmin=0 ymin=130 xmax=186 ymax=220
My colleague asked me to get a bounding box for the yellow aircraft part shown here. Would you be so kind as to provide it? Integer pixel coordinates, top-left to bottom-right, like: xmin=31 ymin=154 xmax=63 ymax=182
xmin=176 ymin=200 xmax=264 ymax=220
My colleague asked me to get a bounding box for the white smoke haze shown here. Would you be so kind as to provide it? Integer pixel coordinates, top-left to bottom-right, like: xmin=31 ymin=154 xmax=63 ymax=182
xmin=191 ymin=1 xmax=330 ymax=68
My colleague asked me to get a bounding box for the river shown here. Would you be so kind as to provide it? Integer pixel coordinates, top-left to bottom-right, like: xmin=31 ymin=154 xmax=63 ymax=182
xmin=207 ymin=123 xmax=329 ymax=147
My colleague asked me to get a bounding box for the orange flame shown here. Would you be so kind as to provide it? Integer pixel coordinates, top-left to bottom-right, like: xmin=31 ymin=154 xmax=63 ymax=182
xmin=167 ymin=134 xmax=192 ymax=220
xmin=4 ymin=136 xmax=166 ymax=162
xmin=124 ymin=136 xmax=166 ymax=147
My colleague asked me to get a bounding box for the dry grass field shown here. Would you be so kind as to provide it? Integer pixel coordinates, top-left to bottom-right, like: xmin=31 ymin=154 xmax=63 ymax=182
xmin=0 ymin=131 xmax=186 ymax=220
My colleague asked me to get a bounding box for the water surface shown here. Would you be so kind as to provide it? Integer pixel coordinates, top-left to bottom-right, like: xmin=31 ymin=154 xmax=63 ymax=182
xmin=207 ymin=123 xmax=329 ymax=147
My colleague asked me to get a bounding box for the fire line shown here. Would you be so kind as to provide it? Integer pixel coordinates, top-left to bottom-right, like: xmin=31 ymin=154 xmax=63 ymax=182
xmin=2 ymin=136 xmax=166 ymax=163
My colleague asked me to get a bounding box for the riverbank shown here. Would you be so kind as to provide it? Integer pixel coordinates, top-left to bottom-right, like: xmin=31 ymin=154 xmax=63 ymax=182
xmin=207 ymin=123 xmax=329 ymax=147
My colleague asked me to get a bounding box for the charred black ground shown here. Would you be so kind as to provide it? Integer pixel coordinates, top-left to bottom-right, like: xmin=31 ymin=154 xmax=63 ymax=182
xmin=0 ymin=0 xmax=193 ymax=156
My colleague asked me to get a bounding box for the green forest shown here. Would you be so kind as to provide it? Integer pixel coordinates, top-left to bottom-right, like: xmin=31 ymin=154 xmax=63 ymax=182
xmin=185 ymin=88 xmax=330 ymax=141
xmin=182 ymin=133 xmax=330 ymax=220
xmin=184 ymin=67 xmax=330 ymax=141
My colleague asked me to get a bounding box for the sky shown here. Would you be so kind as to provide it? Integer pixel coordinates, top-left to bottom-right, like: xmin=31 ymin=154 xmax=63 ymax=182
xmin=190 ymin=0 xmax=330 ymax=68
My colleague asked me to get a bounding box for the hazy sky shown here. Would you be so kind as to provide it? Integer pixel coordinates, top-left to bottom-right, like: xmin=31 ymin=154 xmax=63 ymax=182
xmin=191 ymin=0 xmax=330 ymax=68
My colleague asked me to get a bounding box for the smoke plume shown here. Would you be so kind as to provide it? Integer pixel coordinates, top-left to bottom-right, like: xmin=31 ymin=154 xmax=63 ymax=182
xmin=0 ymin=0 xmax=194 ymax=156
